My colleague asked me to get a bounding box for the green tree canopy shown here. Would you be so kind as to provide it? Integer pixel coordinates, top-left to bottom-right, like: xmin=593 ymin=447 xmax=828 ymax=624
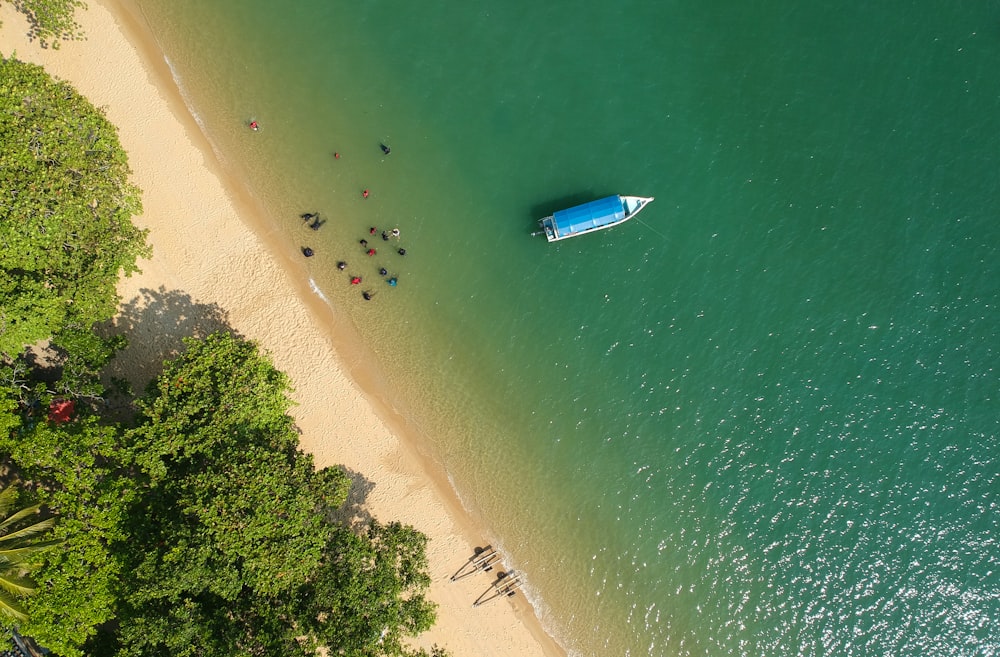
xmin=299 ymin=520 xmax=437 ymax=657
xmin=0 ymin=56 xmax=148 ymax=360
xmin=108 ymin=332 xmax=353 ymax=656
xmin=124 ymin=332 xmax=348 ymax=601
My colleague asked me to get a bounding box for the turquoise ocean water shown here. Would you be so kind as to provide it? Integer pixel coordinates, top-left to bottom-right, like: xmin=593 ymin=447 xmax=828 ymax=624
xmin=127 ymin=1 xmax=998 ymax=655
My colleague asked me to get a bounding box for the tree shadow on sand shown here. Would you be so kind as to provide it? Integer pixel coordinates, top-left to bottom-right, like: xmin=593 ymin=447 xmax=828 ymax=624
xmin=328 ymin=466 xmax=376 ymax=530
xmin=98 ymin=285 xmax=234 ymax=404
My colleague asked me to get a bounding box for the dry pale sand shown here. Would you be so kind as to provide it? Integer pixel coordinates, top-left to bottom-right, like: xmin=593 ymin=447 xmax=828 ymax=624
xmin=0 ymin=3 xmax=566 ymax=656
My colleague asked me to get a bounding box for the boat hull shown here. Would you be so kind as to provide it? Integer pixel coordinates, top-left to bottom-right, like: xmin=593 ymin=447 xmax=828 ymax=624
xmin=539 ymin=195 xmax=654 ymax=242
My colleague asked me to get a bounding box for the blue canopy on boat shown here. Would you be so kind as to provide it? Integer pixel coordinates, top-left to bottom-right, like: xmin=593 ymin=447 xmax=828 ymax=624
xmin=551 ymin=196 xmax=625 ymax=238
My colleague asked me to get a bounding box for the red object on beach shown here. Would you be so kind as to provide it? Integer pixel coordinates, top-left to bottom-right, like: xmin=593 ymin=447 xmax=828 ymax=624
xmin=351 ymin=277 xmax=362 ymax=285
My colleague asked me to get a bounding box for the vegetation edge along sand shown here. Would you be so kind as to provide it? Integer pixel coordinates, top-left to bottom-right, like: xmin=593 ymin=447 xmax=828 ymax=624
xmin=0 ymin=1 xmax=566 ymax=656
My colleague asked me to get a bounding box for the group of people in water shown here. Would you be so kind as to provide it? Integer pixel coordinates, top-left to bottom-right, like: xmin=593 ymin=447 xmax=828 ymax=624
xmin=343 ymin=226 xmax=403 ymax=297
xmin=287 ymin=140 xmax=404 ymax=301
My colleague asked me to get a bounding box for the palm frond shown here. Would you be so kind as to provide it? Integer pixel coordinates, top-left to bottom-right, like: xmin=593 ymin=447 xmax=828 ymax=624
xmin=0 ymin=517 xmax=56 ymax=544
xmin=0 ymin=572 xmax=37 ymax=598
xmin=0 ymin=488 xmax=16 ymax=520
xmin=0 ymin=587 xmax=30 ymax=622
xmin=0 ymin=540 xmax=62 ymax=560
xmin=0 ymin=485 xmax=58 ymax=624
xmin=0 ymin=503 xmax=44 ymax=534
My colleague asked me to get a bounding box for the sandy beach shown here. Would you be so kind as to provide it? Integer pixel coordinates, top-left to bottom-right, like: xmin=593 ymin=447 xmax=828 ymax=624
xmin=0 ymin=3 xmax=564 ymax=656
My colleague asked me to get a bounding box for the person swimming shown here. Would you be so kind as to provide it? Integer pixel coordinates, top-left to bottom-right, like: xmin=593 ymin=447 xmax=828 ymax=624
xmin=367 ymin=248 xmax=377 ymax=257
xmin=249 ymin=120 xmax=259 ymax=131
xmin=337 ymin=261 xmax=347 ymax=270
xmin=362 ymin=291 xmax=373 ymax=300
xmin=381 ymin=231 xmax=389 ymax=241
xmin=370 ymin=226 xmax=377 ymax=235
xmin=351 ymin=276 xmax=362 ymax=285
xmin=390 ymin=228 xmax=400 ymax=238
xmin=379 ymin=267 xmax=388 ymax=276
xmin=309 ymin=218 xmax=325 ymax=230
xmin=380 ymin=143 xmax=391 ymax=155
xmin=397 ymin=248 xmax=406 ymax=256
xmin=387 ymin=277 xmax=398 ymax=287
xmin=302 ymin=247 xmax=314 ymax=257
xmin=362 ymin=189 xmax=370 ymax=199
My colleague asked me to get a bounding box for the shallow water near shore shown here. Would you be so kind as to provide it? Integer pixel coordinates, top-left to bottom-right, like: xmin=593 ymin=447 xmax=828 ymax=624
xmin=127 ymin=1 xmax=999 ymax=655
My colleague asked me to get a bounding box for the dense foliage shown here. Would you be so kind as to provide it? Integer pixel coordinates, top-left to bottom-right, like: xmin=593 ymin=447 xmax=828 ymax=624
xmin=111 ymin=332 xmax=352 ymax=657
xmin=0 ymin=57 xmax=444 ymax=656
xmin=0 ymin=56 xmax=148 ymax=361
xmin=2 ymin=0 xmax=86 ymax=46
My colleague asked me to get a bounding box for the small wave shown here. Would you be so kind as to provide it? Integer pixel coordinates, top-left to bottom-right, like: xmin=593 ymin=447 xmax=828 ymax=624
xmin=309 ymin=278 xmax=330 ymax=304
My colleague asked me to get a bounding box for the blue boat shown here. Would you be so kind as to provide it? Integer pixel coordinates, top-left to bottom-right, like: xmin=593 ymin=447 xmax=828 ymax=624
xmin=537 ymin=195 xmax=654 ymax=242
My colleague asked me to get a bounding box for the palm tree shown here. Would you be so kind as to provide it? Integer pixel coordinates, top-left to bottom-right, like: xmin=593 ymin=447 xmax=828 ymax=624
xmin=0 ymin=485 xmax=59 ymax=622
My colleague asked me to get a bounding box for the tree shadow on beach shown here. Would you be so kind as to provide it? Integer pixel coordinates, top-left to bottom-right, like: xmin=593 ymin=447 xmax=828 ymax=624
xmin=97 ymin=285 xmax=234 ymax=411
xmin=329 ymin=466 xmax=376 ymax=530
